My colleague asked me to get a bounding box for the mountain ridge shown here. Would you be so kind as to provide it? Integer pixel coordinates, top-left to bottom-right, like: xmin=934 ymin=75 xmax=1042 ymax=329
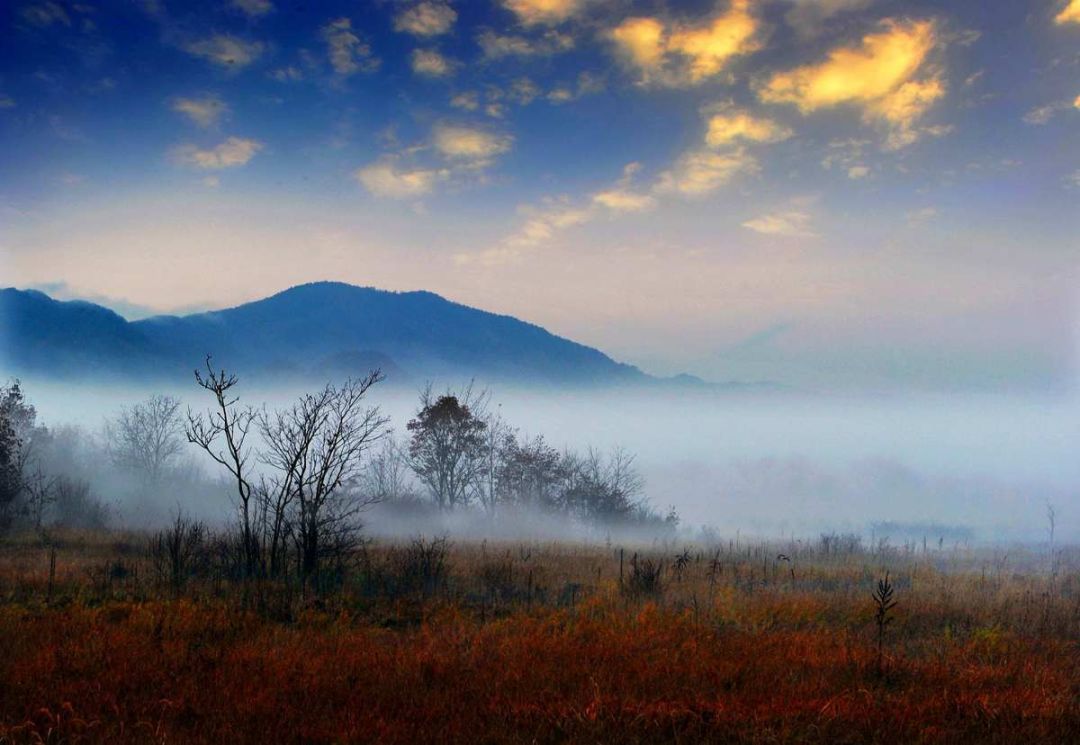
xmin=1 ymin=282 xmax=663 ymax=387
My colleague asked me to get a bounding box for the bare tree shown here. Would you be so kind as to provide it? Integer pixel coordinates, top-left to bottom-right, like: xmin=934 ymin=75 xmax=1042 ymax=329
xmin=406 ymin=383 xmax=488 ymax=510
xmin=260 ymin=373 xmax=389 ymax=582
xmin=561 ymin=446 xmax=645 ymax=522
xmin=186 ymin=357 xmax=259 ymax=577
xmin=474 ymin=405 xmax=513 ymax=516
xmin=106 ymin=394 xmax=183 ymax=487
xmin=363 ymin=435 xmax=418 ymax=504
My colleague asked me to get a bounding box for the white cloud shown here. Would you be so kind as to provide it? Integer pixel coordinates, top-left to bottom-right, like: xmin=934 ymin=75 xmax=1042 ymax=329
xmin=547 ymin=71 xmax=605 ymax=103
xmin=354 ymin=160 xmax=444 ymax=198
xmin=847 ymin=165 xmax=870 ymax=179
xmin=784 ymin=0 xmax=871 ymax=38
xmin=1023 ymin=102 xmax=1070 ymax=125
xmin=395 ymin=1 xmax=457 ymax=37
xmin=183 ymin=35 xmax=264 ymax=69
xmin=411 ymin=49 xmax=455 ymax=77
xmin=170 ymin=95 xmax=229 ymax=128
xmin=20 ymin=2 xmax=71 ymax=27
xmin=0 ymin=95 xmax=15 ymax=109
xmin=592 ymin=161 xmax=656 ymax=213
xmin=477 ymin=29 xmax=574 ymax=58
xmin=906 ymin=206 xmax=938 ymax=225
xmin=742 ymin=210 xmax=816 ymax=237
xmin=321 ymin=18 xmax=378 ymax=76
xmin=170 ymin=137 xmax=263 ymax=169
xmin=231 ymin=0 xmax=273 ymax=18
xmin=450 ymin=91 xmax=480 ymax=110
xmin=592 ymin=189 xmax=656 ymax=212
xmin=270 ymin=66 xmax=303 ymax=83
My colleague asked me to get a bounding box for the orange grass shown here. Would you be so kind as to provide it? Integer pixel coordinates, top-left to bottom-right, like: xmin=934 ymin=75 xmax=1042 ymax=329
xmin=0 ymin=538 xmax=1078 ymax=743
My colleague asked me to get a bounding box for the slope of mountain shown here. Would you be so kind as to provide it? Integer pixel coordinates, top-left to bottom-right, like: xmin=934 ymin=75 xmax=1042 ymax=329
xmin=1 ymin=282 xmax=647 ymax=386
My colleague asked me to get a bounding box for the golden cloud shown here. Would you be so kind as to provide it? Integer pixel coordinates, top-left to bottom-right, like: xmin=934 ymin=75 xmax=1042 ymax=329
xmin=654 ymin=148 xmax=759 ymax=196
xmin=609 ymin=0 xmax=760 ymax=87
xmin=704 ymin=105 xmax=793 ymax=147
xmin=759 ymin=19 xmax=944 ymax=147
xmin=1055 ymin=0 xmax=1080 ymax=25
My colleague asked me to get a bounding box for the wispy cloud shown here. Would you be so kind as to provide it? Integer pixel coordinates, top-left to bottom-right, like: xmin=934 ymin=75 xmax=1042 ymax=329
xmin=654 ymin=148 xmax=759 ymax=196
xmin=1022 ymin=101 xmax=1072 ymax=124
xmin=432 ymin=124 xmax=513 ymax=165
xmin=231 ymin=0 xmax=273 ymax=18
xmin=170 ymin=137 xmax=263 ymax=169
xmin=784 ymin=0 xmax=871 ymax=39
xmin=321 ymin=18 xmax=379 ymax=76
xmin=183 ymin=35 xmax=264 ymax=69
xmin=477 ymin=29 xmax=574 ymax=58
xmin=742 ymin=209 xmax=816 ymax=237
xmin=395 ymin=1 xmax=457 ymax=37
xmin=411 ymin=49 xmax=455 ymax=77
xmin=20 ymin=2 xmax=71 ymax=28
xmin=170 ymin=95 xmax=229 ymax=128
xmin=354 ymin=160 xmax=446 ymax=198
xmin=502 ymin=0 xmax=584 ymax=26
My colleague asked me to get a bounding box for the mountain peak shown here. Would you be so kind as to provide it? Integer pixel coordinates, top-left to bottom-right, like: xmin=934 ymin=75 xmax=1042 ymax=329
xmin=1 ymin=285 xmax=647 ymax=387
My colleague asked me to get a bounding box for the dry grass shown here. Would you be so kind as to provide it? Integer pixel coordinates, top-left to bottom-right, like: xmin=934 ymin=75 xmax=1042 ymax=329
xmin=0 ymin=531 xmax=1077 ymax=743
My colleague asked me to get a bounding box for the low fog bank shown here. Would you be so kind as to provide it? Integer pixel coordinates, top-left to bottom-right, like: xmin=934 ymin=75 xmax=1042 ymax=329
xmin=15 ymin=378 xmax=1080 ymax=545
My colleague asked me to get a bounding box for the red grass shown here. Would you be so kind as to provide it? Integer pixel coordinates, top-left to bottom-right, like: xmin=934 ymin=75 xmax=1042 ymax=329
xmin=2 ymin=598 xmax=1078 ymax=744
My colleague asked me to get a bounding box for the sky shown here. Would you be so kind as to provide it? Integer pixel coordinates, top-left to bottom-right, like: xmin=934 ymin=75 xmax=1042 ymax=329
xmin=1 ymin=0 xmax=1079 ymax=391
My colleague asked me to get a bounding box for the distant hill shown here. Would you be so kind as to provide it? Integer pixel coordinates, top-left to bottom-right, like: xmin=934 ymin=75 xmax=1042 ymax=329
xmin=0 ymin=282 xmax=655 ymax=387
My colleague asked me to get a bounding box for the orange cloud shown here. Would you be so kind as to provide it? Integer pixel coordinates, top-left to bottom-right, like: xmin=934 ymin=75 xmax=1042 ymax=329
xmin=609 ymin=0 xmax=761 ymax=87
xmin=1055 ymin=0 xmax=1080 ymax=25
xmin=759 ymin=19 xmax=945 ymax=148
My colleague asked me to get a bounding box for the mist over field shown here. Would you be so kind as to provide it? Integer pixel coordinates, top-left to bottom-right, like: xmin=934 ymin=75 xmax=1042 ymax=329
xmin=22 ymin=377 xmax=1078 ymax=544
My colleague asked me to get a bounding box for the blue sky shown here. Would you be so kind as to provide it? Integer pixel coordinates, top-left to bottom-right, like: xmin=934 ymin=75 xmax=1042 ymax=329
xmin=1 ymin=0 xmax=1079 ymax=390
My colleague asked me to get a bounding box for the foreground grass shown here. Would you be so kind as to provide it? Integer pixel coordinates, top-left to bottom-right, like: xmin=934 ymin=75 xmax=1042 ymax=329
xmin=0 ymin=534 xmax=1077 ymax=743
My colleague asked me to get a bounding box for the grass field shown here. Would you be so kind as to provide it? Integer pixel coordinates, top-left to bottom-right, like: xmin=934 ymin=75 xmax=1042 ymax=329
xmin=1 ymin=531 xmax=1077 ymax=743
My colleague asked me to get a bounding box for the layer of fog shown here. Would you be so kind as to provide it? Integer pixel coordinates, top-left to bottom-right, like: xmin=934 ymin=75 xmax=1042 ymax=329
xmin=22 ymin=379 xmax=1080 ymax=544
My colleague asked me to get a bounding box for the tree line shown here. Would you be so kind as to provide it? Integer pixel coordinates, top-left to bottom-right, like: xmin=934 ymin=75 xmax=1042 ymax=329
xmin=1 ymin=363 xmax=675 ymax=583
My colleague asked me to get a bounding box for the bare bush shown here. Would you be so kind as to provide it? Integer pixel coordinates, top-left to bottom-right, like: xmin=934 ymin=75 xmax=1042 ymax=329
xmin=149 ymin=511 xmax=206 ymax=593
xmin=392 ymin=536 xmax=450 ymax=598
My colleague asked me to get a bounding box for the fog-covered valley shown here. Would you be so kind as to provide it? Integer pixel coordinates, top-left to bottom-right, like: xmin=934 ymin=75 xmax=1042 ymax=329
xmin=19 ymin=377 xmax=1079 ymax=544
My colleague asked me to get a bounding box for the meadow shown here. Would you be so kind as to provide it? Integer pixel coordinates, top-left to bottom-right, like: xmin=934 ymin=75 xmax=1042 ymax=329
xmin=1 ymin=531 xmax=1077 ymax=744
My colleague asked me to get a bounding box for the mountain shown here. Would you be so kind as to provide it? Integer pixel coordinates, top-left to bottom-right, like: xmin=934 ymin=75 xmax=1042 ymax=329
xmin=0 ymin=282 xmax=649 ymax=387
